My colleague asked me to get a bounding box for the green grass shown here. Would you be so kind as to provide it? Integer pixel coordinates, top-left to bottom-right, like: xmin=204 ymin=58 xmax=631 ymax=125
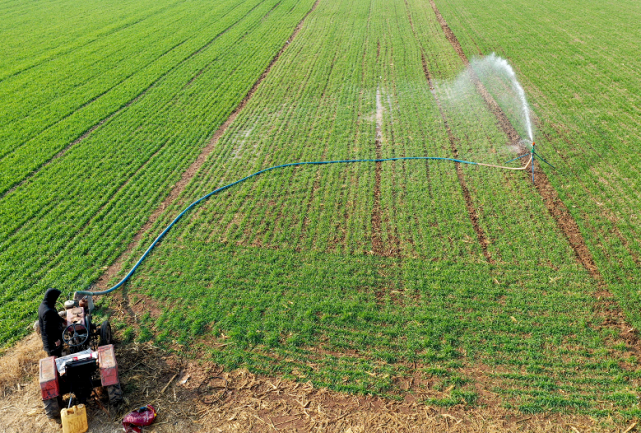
xmin=116 ymin=241 xmax=639 ymax=415
xmin=107 ymin=0 xmax=638 ymax=417
xmin=434 ymin=0 xmax=641 ymax=332
xmin=2 ymin=0 xmax=639 ymax=421
xmin=0 ymin=0 xmax=316 ymax=344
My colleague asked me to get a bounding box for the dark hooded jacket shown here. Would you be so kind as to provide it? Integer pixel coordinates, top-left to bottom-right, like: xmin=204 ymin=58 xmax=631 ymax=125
xmin=38 ymin=288 xmax=66 ymax=356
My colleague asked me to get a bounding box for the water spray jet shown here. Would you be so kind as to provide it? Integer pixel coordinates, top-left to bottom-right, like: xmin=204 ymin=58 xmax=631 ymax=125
xmin=70 ymin=54 xmax=551 ymax=300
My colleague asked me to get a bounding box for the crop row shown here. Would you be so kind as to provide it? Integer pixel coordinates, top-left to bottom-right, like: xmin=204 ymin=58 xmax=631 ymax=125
xmin=1 ymin=0 xmax=195 ymax=153
xmin=376 ymin=0 xmax=576 ymax=267
xmin=141 ymin=0 xmax=484 ymax=260
xmin=0 ymin=0 xmax=316 ymax=345
xmin=0 ymin=0 xmax=272 ymax=193
xmin=434 ymin=0 xmax=641 ymax=328
xmin=115 ymin=0 xmax=640 ymax=416
xmin=0 ymin=0 xmax=283 ymax=247
xmin=0 ymin=0 xmax=180 ymax=79
xmin=128 ymin=243 xmax=640 ymax=414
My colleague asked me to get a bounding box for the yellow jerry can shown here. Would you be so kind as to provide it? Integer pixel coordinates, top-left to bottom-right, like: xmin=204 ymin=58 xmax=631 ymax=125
xmin=61 ymin=404 xmax=88 ymax=433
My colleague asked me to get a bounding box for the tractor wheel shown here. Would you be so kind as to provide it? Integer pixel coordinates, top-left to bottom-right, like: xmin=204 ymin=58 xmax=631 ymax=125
xmin=43 ymin=396 xmax=62 ymax=419
xmin=107 ymin=383 xmax=123 ymax=406
xmin=99 ymin=321 xmax=112 ymax=346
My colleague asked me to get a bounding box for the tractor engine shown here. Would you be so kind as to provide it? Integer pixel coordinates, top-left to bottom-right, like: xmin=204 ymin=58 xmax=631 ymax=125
xmin=37 ymin=294 xmax=122 ymax=419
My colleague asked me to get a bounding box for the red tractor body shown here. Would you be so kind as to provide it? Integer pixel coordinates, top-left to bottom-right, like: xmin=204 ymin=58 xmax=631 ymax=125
xmin=38 ymin=296 xmax=122 ymax=418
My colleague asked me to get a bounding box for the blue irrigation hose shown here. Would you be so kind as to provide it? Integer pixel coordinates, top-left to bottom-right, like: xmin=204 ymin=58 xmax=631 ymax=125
xmin=76 ymin=156 xmax=484 ymax=297
xmin=504 ymin=153 xmax=530 ymax=164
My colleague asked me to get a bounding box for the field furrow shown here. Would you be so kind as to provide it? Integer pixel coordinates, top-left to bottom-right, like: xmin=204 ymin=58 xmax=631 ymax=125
xmin=0 ymin=0 xmax=267 ymax=194
xmin=433 ymin=0 xmax=641 ymax=333
xmin=2 ymin=0 xmax=640 ymax=423
xmin=0 ymin=0 xmax=316 ymax=344
xmin=99 ymin=0 xmax=641 ymax=418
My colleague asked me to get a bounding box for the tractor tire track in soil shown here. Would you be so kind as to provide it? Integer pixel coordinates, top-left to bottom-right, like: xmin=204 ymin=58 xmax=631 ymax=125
xmin=96 ymin=0 xmax=320 ymax=289
xmin=428 ymin=0 xmax=641 ymax=354
xmin=429 ymin=0 xmax=467 ymax=65
xmin=421 ymin=53 xmax=494 ymax=264
xmin=402 ymin=0 xmax=492 ymax=263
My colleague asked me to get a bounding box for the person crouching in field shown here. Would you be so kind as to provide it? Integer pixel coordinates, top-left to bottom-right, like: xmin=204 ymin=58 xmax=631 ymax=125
xmin=38 ymin=288 xmax=66 ymax=357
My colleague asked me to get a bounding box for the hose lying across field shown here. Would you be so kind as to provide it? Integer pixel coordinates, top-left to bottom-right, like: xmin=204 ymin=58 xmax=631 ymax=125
xmin=76 ymin=152 xmax=534 ymax=298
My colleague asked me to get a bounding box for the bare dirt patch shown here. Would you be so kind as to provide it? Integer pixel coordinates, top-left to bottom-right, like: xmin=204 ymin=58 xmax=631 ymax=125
xmin=0 ymin=336 xmax=615 ymax=433
xmin=121 ymin=292 xmax=165 ymax=321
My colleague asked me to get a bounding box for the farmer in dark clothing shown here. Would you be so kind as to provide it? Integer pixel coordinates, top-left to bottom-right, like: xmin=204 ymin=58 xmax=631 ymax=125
xmin=38 ymin=288 xmax=66 ymax=357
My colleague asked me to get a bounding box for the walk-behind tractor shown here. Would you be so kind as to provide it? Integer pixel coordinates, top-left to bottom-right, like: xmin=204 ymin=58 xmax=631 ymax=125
xmin=33 ymin=101 xmax=549 ymax=418
xmin=38 ymin=293 xmax=123 ymax=418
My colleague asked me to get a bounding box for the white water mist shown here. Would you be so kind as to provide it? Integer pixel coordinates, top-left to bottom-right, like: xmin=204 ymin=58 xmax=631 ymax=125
xmin=469 ymin=53 xmax=534 ymax=143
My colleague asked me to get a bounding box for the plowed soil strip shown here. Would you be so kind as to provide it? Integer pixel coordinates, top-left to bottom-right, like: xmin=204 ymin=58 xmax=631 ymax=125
xmin=428 ymin=0 xmax=641 ymax=353
xmin=429 ymin=0 xmax=467 ymax=65
xmin=96 ymin=0 xmax=320 ymax=289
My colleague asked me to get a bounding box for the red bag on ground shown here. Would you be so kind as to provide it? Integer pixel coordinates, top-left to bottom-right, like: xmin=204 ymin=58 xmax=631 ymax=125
xmin=122 ymin=405 xmax=157 ymax=433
